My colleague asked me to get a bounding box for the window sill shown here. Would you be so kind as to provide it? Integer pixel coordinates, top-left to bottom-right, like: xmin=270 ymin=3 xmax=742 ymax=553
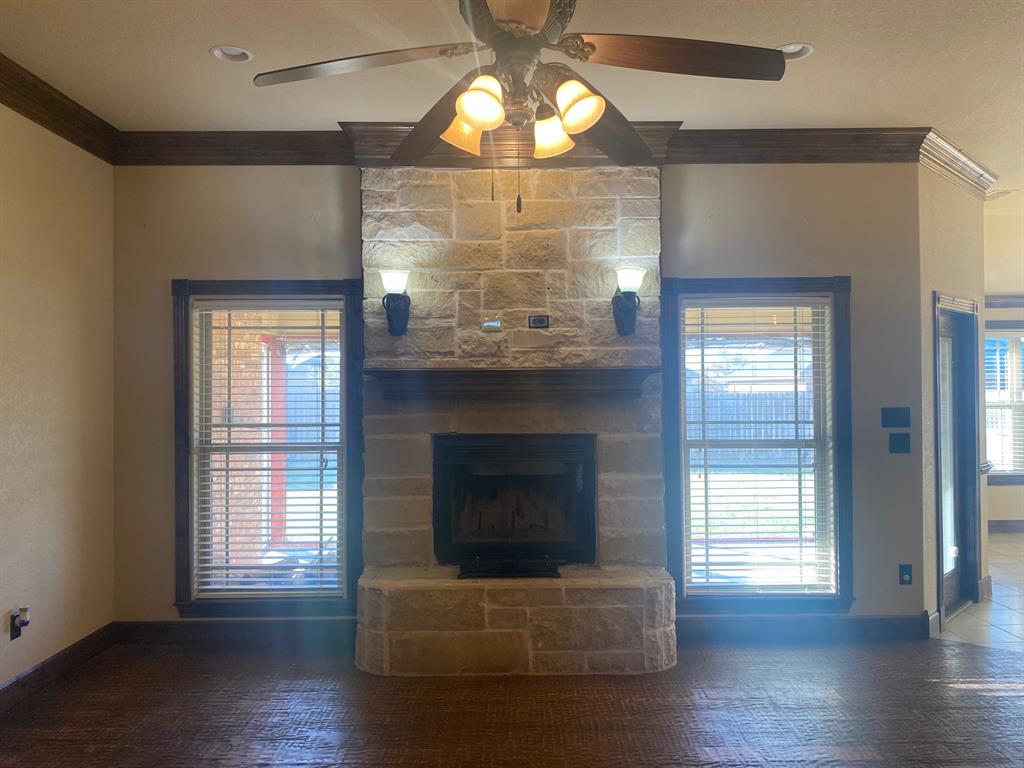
xmin=677 ymin=594 xmax=854 ymax=615
xmin=987 ymin=474 xmax=1024 ymax=486
xmin=176 ymin=596 xmax=354 ymax=618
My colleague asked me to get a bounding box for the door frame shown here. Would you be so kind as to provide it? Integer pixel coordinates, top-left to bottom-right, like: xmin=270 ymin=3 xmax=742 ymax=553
xmin=932 ymin=293 xmax=982 ymax=628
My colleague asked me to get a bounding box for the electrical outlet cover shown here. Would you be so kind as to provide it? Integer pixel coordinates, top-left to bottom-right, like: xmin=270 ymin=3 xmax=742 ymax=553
xmin=528 ymin=315 xmax=550 ymax=329
xmin=899 ymin=564 xmax=913 ymax=585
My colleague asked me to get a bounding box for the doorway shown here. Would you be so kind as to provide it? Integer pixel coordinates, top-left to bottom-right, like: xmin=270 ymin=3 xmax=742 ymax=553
xmin=934 ymin=295 xmax=981 ymax=625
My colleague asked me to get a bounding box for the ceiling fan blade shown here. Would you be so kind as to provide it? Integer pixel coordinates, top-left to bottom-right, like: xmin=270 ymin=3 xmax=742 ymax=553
xmin=391 ymin=67 xmax=492 ymax=163
xmin=535 ymin=0 xmax=578 ymax=44
xmin=459 ymin=0 xmax=502 ymax=44
xmin=254 ymin=42 xmax=483 ymax=87
xmin=536 ymin=65 xmax=651 ymax=165
xmin=568 ymin=33 xmax=785 ymax=81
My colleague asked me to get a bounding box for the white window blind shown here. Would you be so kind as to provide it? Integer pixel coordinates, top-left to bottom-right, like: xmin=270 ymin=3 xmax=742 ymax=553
xmin=985 ymin=331 xmax=1024 ymax=475
xmin=191 ymin=300 xmax=345 ymax=598
xmin=680 ymin=298 xmax=837 ymax=594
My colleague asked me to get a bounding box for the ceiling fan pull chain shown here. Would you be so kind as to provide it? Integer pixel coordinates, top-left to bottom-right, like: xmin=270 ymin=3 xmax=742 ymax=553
xmin=516 ymin=136 xmax=523 ymax=213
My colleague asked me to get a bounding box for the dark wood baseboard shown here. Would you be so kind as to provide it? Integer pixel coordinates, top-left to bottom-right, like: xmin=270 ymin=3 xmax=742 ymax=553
xmin=989 ymin=520 xmax=1024 ymax=533
xmin=676 ymin=612 xmax=931 ymax=644
xmin=111 ymin=618 xmax=357 ymax=650
xmin=979 ymin=575 xmax=994 ymax=602
xmin=0 ymin=618 xmax=359 ymax=714
xmin=0 ymin=623 xmax=116 ymax=714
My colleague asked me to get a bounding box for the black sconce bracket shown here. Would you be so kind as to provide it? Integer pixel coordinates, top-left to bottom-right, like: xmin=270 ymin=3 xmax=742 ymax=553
xmin=611 ymin=289 xmax=640 ymax=336
xmin=382 ymin=292 xmax=411 ymax=336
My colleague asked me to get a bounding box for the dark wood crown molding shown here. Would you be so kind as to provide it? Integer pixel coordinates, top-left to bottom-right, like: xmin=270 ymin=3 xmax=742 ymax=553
xmin=339 ymin=121 xmax=681 ymax=167
xmin=115 ymin=131 xmax=355 ymax=165
xmin=985 ymin=294 xmax=1024 ymax=309
xmin=664 ymin=127 xmax=931 ymax=164
xmin=0 ymin=48 xmax=999 ymax=185
xmin=0 ymin=51 xmax=117 ymax=162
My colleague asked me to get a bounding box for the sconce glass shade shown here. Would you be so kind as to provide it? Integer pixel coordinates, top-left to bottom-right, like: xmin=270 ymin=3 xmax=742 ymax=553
xmin=440 ymin=116 xmax=483 ymax=156
xmin=555 ymin=79 xmax=606 ymax=134
xmin=380 ymin=269 xmax=410 ymax=294
xmin=615 ymin=266 xmax=646 ymax=293
xmin=455 ymin=75 xmax=505 ymax=131
xmin=533 ymin=114 xmax=575 ymax=159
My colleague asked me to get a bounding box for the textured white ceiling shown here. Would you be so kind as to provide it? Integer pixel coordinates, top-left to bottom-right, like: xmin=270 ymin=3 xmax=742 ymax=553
xmin=0 ymin=0 xmax=1020 ymax=208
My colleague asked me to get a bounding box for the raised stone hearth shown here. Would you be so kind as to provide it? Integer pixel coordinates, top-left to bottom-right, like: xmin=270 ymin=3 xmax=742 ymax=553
xmin=357 ymin=571 xmax=676 ymax=675
xmin=358 ymin=167 xmax=675 ymax=675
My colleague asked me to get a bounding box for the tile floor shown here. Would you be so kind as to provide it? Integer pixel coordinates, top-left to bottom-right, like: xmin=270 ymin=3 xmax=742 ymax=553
xmin=940 ymin=532 xmax=1024 ymax=653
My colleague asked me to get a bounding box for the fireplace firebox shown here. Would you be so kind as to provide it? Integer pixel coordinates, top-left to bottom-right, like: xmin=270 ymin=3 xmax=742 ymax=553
xmin=433 ymin=434 xmax=596 ymax=578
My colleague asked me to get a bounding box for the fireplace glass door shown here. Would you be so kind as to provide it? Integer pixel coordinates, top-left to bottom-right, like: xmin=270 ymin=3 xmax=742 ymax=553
xmin=433 ymin=434 xmax=596 ymax=576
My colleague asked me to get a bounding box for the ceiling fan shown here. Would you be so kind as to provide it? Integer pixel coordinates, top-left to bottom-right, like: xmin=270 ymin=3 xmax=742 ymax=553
xmin=253 ymin=0 xmax=786 ymax=164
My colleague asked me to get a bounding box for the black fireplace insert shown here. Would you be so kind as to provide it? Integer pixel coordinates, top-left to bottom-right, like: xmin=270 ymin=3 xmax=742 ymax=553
xmin=432 ymin=434 xmax=596 ymax=578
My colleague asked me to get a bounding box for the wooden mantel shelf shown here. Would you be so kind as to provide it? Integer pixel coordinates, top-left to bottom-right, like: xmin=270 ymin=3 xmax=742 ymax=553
xmin=364 ymin=366 xmax=660 ymax=399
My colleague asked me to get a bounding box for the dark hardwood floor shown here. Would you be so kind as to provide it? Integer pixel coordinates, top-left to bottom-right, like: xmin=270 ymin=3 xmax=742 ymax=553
xmin=0 ymin=640 xmax=1021 ymax=767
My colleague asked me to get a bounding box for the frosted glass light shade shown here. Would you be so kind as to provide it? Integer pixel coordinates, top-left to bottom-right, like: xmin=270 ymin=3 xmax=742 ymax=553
xmin=440 ymin=116 xmax=482 ymax=155
xmin=533 ymin=114 xmax=575 ymax=159
xmin=616 ymin=266 xmax=646 ymax=293
xmin=456 ymin=75 xmax=505 ymax=131
xmin=555 ymin=79 xmax=606 ymax=134
xmin=380 ymin=269 xmax=410 ymax=294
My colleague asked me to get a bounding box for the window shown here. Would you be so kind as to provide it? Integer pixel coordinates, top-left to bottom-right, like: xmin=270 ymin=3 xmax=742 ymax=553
xmin=662 ymin=277 xmax=853 ymax=607
xmin=985 ymin=329 xmax=1024 ymax=481
xmin=173 ymin=281 xmax=361 ymax=616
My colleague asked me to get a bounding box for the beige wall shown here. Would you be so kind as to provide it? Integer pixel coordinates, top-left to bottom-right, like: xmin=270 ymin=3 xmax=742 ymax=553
xmin=983 ymin=211 xmax=1024 ymax=522
xmin=113 ymin=166 xmax=362 ymax=619
xmin=0 ymin=105 xmax=114 ymax=683
xmin=984 ymin=213 xmax=1024 ymax=294
xmin=917 ymin=168 xmax=986 ymax=613
xmin=662 ymin=163 xmax=926 ymax=616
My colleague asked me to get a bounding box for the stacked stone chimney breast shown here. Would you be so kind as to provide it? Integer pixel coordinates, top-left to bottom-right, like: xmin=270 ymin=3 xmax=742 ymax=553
xmin=357 ymin=167 xmax=675 ymax=675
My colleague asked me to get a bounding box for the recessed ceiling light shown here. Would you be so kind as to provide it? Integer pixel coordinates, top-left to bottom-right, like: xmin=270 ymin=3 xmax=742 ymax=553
xmin=211 ymin=45 xmax=253 ymax=63
xmin=777 ymin=42 xmax=814 ymax=61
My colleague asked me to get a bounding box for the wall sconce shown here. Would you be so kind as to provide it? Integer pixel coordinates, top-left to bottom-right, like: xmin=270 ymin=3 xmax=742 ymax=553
xmin=612 ymin=267 xmax=646 ymax=336
xmin=380 ymin=269 xmax=411 ymax=336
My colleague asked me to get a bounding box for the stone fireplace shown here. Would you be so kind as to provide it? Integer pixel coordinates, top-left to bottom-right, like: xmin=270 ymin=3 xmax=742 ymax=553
xmin=356 ymin=167 xmax=676 ymax=675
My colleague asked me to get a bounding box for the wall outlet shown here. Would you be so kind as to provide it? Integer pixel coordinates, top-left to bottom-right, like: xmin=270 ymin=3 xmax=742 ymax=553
xmin=899 ymin=564 xmax=913 ymax=585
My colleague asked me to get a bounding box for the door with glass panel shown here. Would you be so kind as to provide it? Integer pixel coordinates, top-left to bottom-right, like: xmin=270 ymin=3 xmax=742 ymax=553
xmin=935 ymin=307 xmax=980 ymax=618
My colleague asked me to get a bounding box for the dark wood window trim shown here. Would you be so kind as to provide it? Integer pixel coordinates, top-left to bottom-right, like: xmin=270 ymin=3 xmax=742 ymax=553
xmin=983 ymin=317 xmax=1024 ymax=486
xmin=984 ymin=295 xmax=1024 ymax=310
xmin=172 ymin=279 xmax=364 ymax=618
xmin=987 ymin=475 xmax=1024 ymax=486
xmin=661 ymin=276 xmax=854 ymax=614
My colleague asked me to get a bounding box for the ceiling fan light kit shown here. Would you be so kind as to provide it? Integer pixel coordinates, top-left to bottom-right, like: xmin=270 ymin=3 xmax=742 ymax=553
xmin=533 ymin=108 xmax=575 ymax=159
xmin=555 ymin=79 xmax=605 ymax=134
xmin=455 ymin=74 xmax=506 ymax=130
xmin=254 ymin=0 xmax=787 ymax=165
xmin=440 ymin=116 xmax=483 ymax=155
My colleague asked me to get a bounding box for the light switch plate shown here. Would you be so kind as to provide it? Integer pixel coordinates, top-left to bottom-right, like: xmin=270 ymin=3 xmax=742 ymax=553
xmin=889 ymin=433 xmax=911 ymax=454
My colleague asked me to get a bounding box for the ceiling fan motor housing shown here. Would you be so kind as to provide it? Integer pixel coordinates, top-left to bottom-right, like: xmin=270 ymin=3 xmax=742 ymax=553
xmin=491 ymin=35 xmax=543 ymax=128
